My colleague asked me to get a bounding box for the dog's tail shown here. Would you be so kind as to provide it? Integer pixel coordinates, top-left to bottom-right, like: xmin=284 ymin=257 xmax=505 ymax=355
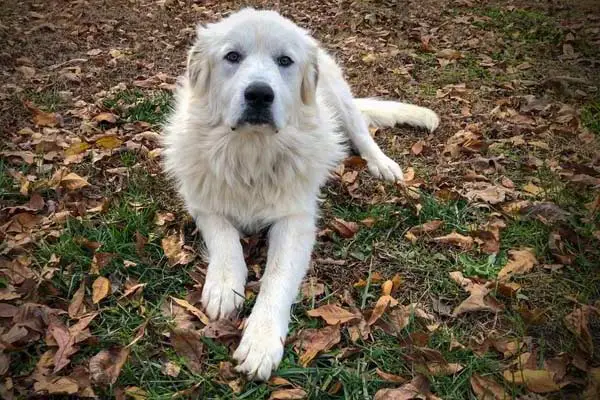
xmin=353 ymin=98 xmax=440 ymax=133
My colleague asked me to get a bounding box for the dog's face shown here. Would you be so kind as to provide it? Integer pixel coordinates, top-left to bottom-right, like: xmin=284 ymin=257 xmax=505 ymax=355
xmin=187 ymin=9 xmax=319 ymax=133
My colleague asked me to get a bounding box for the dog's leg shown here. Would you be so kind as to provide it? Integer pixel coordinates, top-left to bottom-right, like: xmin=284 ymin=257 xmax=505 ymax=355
xmin=197 ymin=214 xmax=247 ymax=320
xmin=233 ymin=213 xmax=315 ymax=380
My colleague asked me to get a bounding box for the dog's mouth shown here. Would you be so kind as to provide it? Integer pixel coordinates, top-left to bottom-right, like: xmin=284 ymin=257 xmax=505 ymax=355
xmin=234 ymin=108 xmax=277 ymax=132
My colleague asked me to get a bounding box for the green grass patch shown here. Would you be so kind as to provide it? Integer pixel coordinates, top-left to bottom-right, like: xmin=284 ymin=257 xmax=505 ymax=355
xmin=103 ymin=89 xmax=173 ymax=126
xmin=582 ymin=99 xmax=600 ymax=135
xmin=474 ymin=8 xmax=563 ymax=45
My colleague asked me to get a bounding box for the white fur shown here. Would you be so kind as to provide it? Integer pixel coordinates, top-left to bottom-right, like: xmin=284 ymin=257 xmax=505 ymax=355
xmin=162 ymin=8 xmax=439 ymax=381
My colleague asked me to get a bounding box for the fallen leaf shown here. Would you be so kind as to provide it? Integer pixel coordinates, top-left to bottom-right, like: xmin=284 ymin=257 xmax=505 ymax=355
xmin=161 ymin=361 xmax=181 ymax=377
xmin=330 ymin=218 xmax=359 ymax=239
xmin=300 ymin=278 xmax=325 ymax=299
xmin=564 ymin=305 xmax=596 ymax=355
xmin=470 ymin=374 xmax=509 ymax=400
xmin=24 ymin=101 xmax=62 ymax=127
xmin=90 ymin=252 xmax=114 ymax=274
xmin=374 ymin=374 xmax=439 ymax=400
xmin=497 ymin=248 xmax=537 ymax=280
xmin=294 ymin=325 xmax=341 ymax=367
xmin=34 ymin=377 xmax=79 ymax=395
xmin=119 ymin=282 xmax=146 ymax=300
xmin=306 ymin=304 xmax=360 ymax=325
xmin=411 ymin=140 xmax=425 ymax=155
xmin=161 ymin=233 xmax=194 ymax=266
xmin=89 ymin=346 xmax=130 ymax=384
xmin=269 ymin=388 xmax=307 ymax=399
xmin=503 ymin=369 xmax=567 ymax=393
xmin=170 ymin=297 xmax=210 ymax=325
xmin=171 ymin=328 xmax=204 ymax=373
xmin=423 ymin=362 xmax=464 ymax=376
xmin=155 ymin=211 xmax=175 ymax=226
xmin=523 ymin=182 xmax=543 ymax=196
xmin=124 ymin=386 xmax=148 ymax=400
xmin=368 ymin=295 xmax=399 ymax=325
xmin=449 ymin=272 xmax=504 ymax=316
xmin=437 ymin=49 xmax=462 ymax=60
xmin=64 ymin=142 xmax=90 ymax=157
xmin=93 ymin=112 xmax=118 ymax=124
xmin=91 ymin=277 xmax=111 ymax=304
xmin=376 ymin=368 xmax=406 ymax=383
xmin=343 ymin=155 xmax=367 ymax=169
xmin=95 ymin=135 xmax=123 ymax=150
xmin=583 ymin=367 xmax=600 ymax=399
xmin=432 ymin=232 xmax=474 ymax=250
xmin=48 ymin=319 xmax=77 ymax=373
xmin=60 ymin=172 xmax=90 ymax=190
xmin=406 ymin=220 xmax=443 ymax=243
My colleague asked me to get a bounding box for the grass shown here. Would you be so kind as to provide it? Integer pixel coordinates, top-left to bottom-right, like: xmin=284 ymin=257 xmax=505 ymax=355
xmin=103 ymin=89 xmax=173 ymax=126
xmin=582 ymin=100 xmax=600 ymax=135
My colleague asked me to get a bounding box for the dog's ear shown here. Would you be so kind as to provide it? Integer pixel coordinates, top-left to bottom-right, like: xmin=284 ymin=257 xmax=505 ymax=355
xmin=301 ymin=52 xmax=319 ymax=106
xmin=186 ymin=26 xmax=211 ymax=95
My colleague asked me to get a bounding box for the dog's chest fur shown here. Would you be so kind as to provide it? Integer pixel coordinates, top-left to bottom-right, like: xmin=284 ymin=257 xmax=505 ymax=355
xmin=163 ymin=115 xmax=345 ymax=232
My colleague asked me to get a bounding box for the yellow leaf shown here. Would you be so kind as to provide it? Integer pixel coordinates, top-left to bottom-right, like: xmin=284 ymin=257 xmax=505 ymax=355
xmin=92 ymin=277 xmax=111 ymax=304
xmin=381 ymin=280 xmax=393 ymax=296
xmin=367 ymin=295 xmax=398 ymax=325
xmin=64 ymin=142 xmax=90 ymax=157
xmin=95 ymin=136 xmax=123 ymax=150
xmin=523 ymin=182 xmax=543 ymax=195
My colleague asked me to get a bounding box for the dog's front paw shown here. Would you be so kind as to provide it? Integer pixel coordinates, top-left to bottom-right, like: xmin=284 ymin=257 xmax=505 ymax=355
xmin=233 ymin=312 xmax=285 ymax=381
xmin=202 ymin=261 xmax=247 ymax=320
xmin=365 ymin=154 xmax=404 ymax=182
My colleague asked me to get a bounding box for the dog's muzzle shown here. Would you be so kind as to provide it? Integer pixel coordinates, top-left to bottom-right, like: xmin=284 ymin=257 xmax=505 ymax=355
xmin=237 ymin=82 xmax=276 ymax=128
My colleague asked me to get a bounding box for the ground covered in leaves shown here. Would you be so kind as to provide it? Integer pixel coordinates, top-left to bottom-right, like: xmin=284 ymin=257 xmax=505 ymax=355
xmin=1 ymin=0 xmax=600 ymax=399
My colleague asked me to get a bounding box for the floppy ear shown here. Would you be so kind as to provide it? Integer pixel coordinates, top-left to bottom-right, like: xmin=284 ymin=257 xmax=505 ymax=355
xmin=186 ymin=26 xmax=211 ymax=96
xmin=301 ymin=54 xmax=319 ymax=106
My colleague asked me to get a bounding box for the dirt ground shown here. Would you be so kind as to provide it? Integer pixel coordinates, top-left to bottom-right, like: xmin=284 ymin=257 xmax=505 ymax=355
xmin=1 ymin=0 xmax=599 ymax=399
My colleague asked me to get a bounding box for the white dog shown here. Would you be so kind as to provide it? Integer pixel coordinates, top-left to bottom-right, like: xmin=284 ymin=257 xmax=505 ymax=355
xmin=162 ymin=8 xmax=439 ymax=380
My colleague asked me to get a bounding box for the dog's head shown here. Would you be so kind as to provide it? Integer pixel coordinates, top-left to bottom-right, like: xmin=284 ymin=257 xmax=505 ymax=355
xmin=186 ymin=8 xmax=319 ymax=134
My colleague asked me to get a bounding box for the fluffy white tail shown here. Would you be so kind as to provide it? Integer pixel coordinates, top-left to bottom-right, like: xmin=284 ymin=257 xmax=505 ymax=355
xmin=353 ymin=98 xmax=440 ymax=133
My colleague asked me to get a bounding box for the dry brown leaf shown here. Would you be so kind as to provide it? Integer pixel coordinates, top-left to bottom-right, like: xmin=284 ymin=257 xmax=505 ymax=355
xmin=497 ymin=248 xmax=537 ymax=280
xmin=269 ymin=376 xmax=294 ymax=386
xmin=503 ymin=369 xmax=567 ymax=393
xmin=170 ymin=297 xmax=210 ymax=325
xmin=269 ymin=388 xmax=307 ymax=399
xmin=411 ymin=140 xmax=425 ymax=155
xmin=564 ymin=305 xmax=596 ymax=355
xmin=90 ymin=252 xmax=114 ymax=275
xmin=64 ymin=142 xmax=90 ymax=157
xmin=376 ymin=368 xmax=406 ymax=383
xmin=48 ymin=319 xmax=77 ymax=373
xmin=89 ymin=346 xmax=130 ymax=384
xmin=34 ymin=377 xmax=79 ymax=395
xmin=437 ymin=49 xmax=462 ymax=60
xmin=330 ymin=218 xmax=359 ymax=239
xmin=306 ymin=304 xmax=359 ymax=325
xmin=424 ymin=362 xmax=464 ymax=376
xmin=343 ymin=155 xmax=367 ymax=169
xmin=374 ymin=374 xmax=439 ymax=400
xmin=432 ymin=231 xmax=474 ymax=250
xmin=368 ymin=295 xmax=399 ymax=325
xmin=294 ymin=325 xmax=341 ymax=367
xmin=25 ymin=101 xmax=62 ymax=127
xmin=470 ymin=374 xmax=509 ymax=400
xmin=60 ymin=172 xmax=89 ymax=190
xmin=583 ymin=367 xmax=600 ymax=399
xmin=161 ymin=233 xmax=194 ymax=266
xmin=405 ymin=220 xmax=443 ymax=243
xmin=300 ymin=278 xmax=326 ymax=299
xmin=449 ymin=272 xmax=504 ymax=316
xmin=91 ymin=277 xmax=111 ymax=304
xmin=93 ymin=112 xmax=118 ymax=124
xmin=171 ymin=327 xmax=204 ymax=373
xmin=161 ymin=361 xmax=181 ymax=377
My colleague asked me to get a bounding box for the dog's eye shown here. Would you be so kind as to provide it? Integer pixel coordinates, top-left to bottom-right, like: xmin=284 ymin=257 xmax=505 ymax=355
xmin=277 ymin=55 xmax=294 ymax=67
xmin=224 ymin=51 xmax=242 ymax=63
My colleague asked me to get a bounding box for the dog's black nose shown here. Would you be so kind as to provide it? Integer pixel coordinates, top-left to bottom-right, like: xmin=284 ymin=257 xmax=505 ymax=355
xmin=244 ymin=82 xmax=274 ymax=107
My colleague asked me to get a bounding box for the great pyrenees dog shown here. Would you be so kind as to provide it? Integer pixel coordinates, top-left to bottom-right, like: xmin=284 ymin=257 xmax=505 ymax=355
xmin=163 ymin=8 xmax=439 ymax=380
